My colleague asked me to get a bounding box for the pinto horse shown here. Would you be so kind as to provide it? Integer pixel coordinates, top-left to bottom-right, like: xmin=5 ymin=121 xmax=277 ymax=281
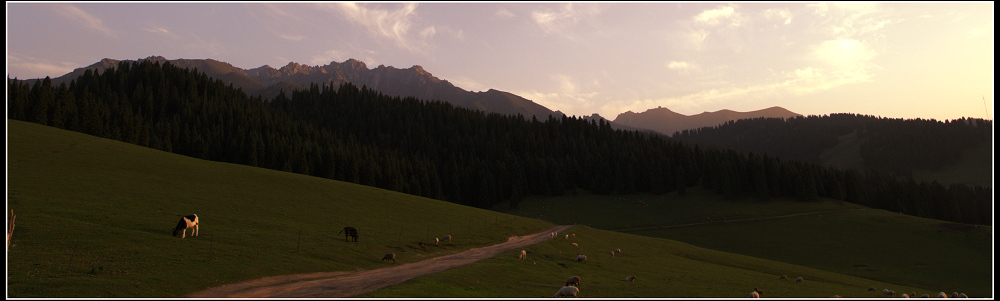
xmin=338 ymin=226 xmax=358 ymax=242
xmin=173 ymin=214 xmax=199 ymax=238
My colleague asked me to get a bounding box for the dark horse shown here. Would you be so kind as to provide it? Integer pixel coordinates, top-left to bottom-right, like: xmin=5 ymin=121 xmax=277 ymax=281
xmin=337 ymin=226 xmax=358 ymax=242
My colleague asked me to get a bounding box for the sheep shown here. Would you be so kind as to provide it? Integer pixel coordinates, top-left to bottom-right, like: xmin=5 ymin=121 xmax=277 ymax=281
xmin=572 ymin=234 xmax=575 ymax=238
xmin=435 ymin=237 xmax=440 ymax=245
xmin=172 ymin=214 xmax=199 ymax=238
xmin=381 ymin=253 xmax=396 ymax=264
xmin=572 ymin=243 xmax=578 ymax=247
xmin=957 ymin=293 xmax=968 ymax=298
xmin=625 ymin=276 xmax=636 ymax=282
xmin=615 ymin=248 xmax=621 ymax=254
xmin=868 ymin=287 xmax=877 ymax=292
xmin=554 ymin=286 xmax=579 ymax=298
xmin=832 ymin=295 xmax=842 ymax=298
xmin=902 ymin=293 xmax=910 ymax=298
xmin=937 ymin=292 xmax=947 ymax=298
xmin=519 ymin=250 xmax=527 ymax=260
xmin=911 ymin=292 xmax=917 ymax=298
xmin=565 ymin=234 xmax=569 ymax=239
xmin=780 ymin=275 xmax=788 ymax=280
xmin=795 ymin=276 xmax=803 ymax=283
xmin=920 ymin=294 xmax=929 ymax=298
xmin=884 ymin=289 xmax=896 ymax=297
xmin=551 ymin=232 xmax=557 ymax=238
xmin=749 ymin=291 xmax=760 ymax=298
xmin=566 ymin=275 xmax=581 ymax=287
xmin=753 ymin=287 xmax=764 ymax=296
xmin=575 ymin=255 xmax=587 ymax=263
xmin=440 ymin=235 xmax=452 ymax=242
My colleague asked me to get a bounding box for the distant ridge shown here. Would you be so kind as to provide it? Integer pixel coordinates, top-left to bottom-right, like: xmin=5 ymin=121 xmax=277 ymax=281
xmin=45 ymin=56 xmax=561 ymax=120
xmin=613 ymin=106 xmax=802 ymax=136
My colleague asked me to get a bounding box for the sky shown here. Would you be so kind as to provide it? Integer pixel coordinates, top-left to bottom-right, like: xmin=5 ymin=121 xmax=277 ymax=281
xmin=6 ymin=2 xmax=995 ymax=121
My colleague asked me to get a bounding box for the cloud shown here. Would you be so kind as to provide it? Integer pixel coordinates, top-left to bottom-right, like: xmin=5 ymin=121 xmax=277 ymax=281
xmin=7 ymin=54 xmax=80 ymax=79
xmin=51 ymin=4 xmax=115 ymax=37
xmin=764 ymin=8 xmax=792 ymax=25
xmin=310 ymin=50 xmax=349 ymax=66
xmin=694 ymin=5 xmax=741 ymax=27
xmin=322 ymin=2 xmax=425 ymax=52
xmin=666 ymin=61 xmax=699 ymax=73
xmin=143 ymin=26 xmax=180 ymax=39
xmin=531 ymin=3 xmax=601 ymax=39
xmin=495 ymin=8 xmax=515 ymax=19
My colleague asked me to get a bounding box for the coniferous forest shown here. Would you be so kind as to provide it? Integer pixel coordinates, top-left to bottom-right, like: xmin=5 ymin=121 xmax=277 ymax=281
xmin=6 ymin=60 xmax=992 ymax=225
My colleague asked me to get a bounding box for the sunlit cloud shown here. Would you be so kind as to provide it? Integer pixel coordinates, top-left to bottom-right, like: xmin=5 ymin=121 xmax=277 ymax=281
xmin=531 ymin=3 xmax=601 ymax=39
xmin=694 ymin=5 xmax=742 ymax=27
xmin=6 ymin=54 xmax=81 ymax=79
xmin=764 ymin=8 xmax=792 ymax=25
xmin=495 ymin=8 xmax=515 ymax=19
xmin=310 ymin=50 xmax=349 ymax=66
xmin=142 ymin=26 xmax=180 ymax=39
xmin=666 ymin=60 xmax=700 ymax=73
xmin=51 ymin=4 xmax=115 ymax=37
xmin=322 ymin=2 xmax=426 ymax=52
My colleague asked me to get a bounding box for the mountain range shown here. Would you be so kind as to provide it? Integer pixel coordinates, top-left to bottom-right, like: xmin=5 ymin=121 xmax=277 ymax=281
xmin=42 ymin=56 xmax=800 ymax=135
xmin=613 ymin=106 xmax=802 ymax=136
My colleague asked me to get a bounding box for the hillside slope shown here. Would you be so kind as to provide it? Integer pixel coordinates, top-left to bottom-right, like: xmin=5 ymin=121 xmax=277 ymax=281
xmin=5 ymin=120 xmax=552 ymax=297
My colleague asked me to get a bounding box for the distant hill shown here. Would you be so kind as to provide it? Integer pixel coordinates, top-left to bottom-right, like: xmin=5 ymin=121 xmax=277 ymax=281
xmin=44 ymin=56 xmax=562 ymax=120
xmin=612 ymin=106 xmax=802 ymax=136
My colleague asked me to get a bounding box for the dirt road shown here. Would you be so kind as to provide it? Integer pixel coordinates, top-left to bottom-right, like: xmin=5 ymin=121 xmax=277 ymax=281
xmin=186 ymin=225 xmax=574 ymax=298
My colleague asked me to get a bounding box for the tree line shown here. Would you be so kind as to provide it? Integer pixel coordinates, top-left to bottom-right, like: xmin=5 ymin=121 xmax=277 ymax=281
xmin=6 ymin=60 xmax=991 ymax=225
xmin=671 ymin=113 xmax=992 ymax=178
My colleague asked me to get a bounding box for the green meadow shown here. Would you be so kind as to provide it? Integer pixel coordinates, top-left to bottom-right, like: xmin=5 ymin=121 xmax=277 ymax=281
xmin=6 ymin=120 xmax=551 ymax=298
xmin=490 ymin=189 xmax=992 ymax=297
xmin=6 ymin=120 xmax=992 ymax=298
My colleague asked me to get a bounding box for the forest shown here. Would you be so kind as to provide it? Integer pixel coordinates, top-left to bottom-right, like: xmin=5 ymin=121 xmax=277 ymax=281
xmin=6 ymin=60 xmax=992 ymax=225
xmin=672 ymin=113 xmax=993 ymax=178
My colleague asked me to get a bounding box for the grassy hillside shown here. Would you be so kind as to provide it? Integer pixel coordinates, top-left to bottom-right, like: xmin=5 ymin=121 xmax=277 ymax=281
xmin=494 ymin=191 xmax=993 ymax=297
xmin=5 ymin=120 xmax=552 ymax=298
xmin=360 ymin=225 xmax=932 ymax=298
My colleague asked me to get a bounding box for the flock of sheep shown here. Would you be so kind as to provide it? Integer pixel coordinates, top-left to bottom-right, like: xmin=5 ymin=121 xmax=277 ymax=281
xmin=746 ymin=275 xmax=970 ymax=298
xmin=537 ymin=231 xmax=637 ymax=298
xmin=866 ymin=287 xmax=969 ymax=299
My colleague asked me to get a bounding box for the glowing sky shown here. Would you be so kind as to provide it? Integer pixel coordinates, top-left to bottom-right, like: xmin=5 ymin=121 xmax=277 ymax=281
xmin=6 ymin=2 xmax=995 ymax=121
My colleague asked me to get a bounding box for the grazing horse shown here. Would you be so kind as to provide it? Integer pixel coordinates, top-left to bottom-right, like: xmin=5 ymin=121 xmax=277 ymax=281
xmin=173 ymin=214 xmax=199 ymax=238
xmin=338 ymin=226 xmax=358 ymax=242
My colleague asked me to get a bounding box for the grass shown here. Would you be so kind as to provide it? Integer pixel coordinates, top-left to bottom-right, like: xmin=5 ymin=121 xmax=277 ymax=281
xmin=6 ymin=120 xmax=552 ymax=298
xmin=360 ymin=225 xmax=932 ymax=298
xmin=7 ymin=119 xmax=992 ymax=298
xmin=493 ymin=190 xmax=993 ymax=297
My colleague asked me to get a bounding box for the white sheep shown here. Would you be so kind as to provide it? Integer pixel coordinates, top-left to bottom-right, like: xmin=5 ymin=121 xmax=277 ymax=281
xmin=519 ymin=250 xmax=527 ymax=260
xmin=749 ymin=291 xmax=760 ymax=298
xmin=572 ymin=243 xmax=578 ymax=247
xmin=902 ymin=293 xmax=910 ymax=298
xmin=780 ymin=275 xmax=788 ymax=280
xmin=615 ymin=248 xmax=621 ymax=254
xmin=554 ymin=286 xmax=579 ymax=298
xmin=434 ymin=237 xmax=439 ymax=245
xmin=884 ymin=289 xmax=896 ymax=297
xmin=565 ymin=234 xmax=569 ymax=239
xmin=566 ymin=275 xmax=581 ymax=287
xmin=625 ymin=275 xmax=636 ymax=282
xmin=752 ymin=287 xmax=764 ymax=297
xmin=937 ymin=292 xmax=947 ymax=298
xmin=551 ymin=232 xmax=557 ymax=238
xmin=572 ymin=233 xmax=575 ymax=238
xmin=957 ymin=293 xmax=968 ymax=298
xmin=795 ymin=276 xmax=803 ymax=283
xmin=576 ymin=255 xmax=587 ymax=263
